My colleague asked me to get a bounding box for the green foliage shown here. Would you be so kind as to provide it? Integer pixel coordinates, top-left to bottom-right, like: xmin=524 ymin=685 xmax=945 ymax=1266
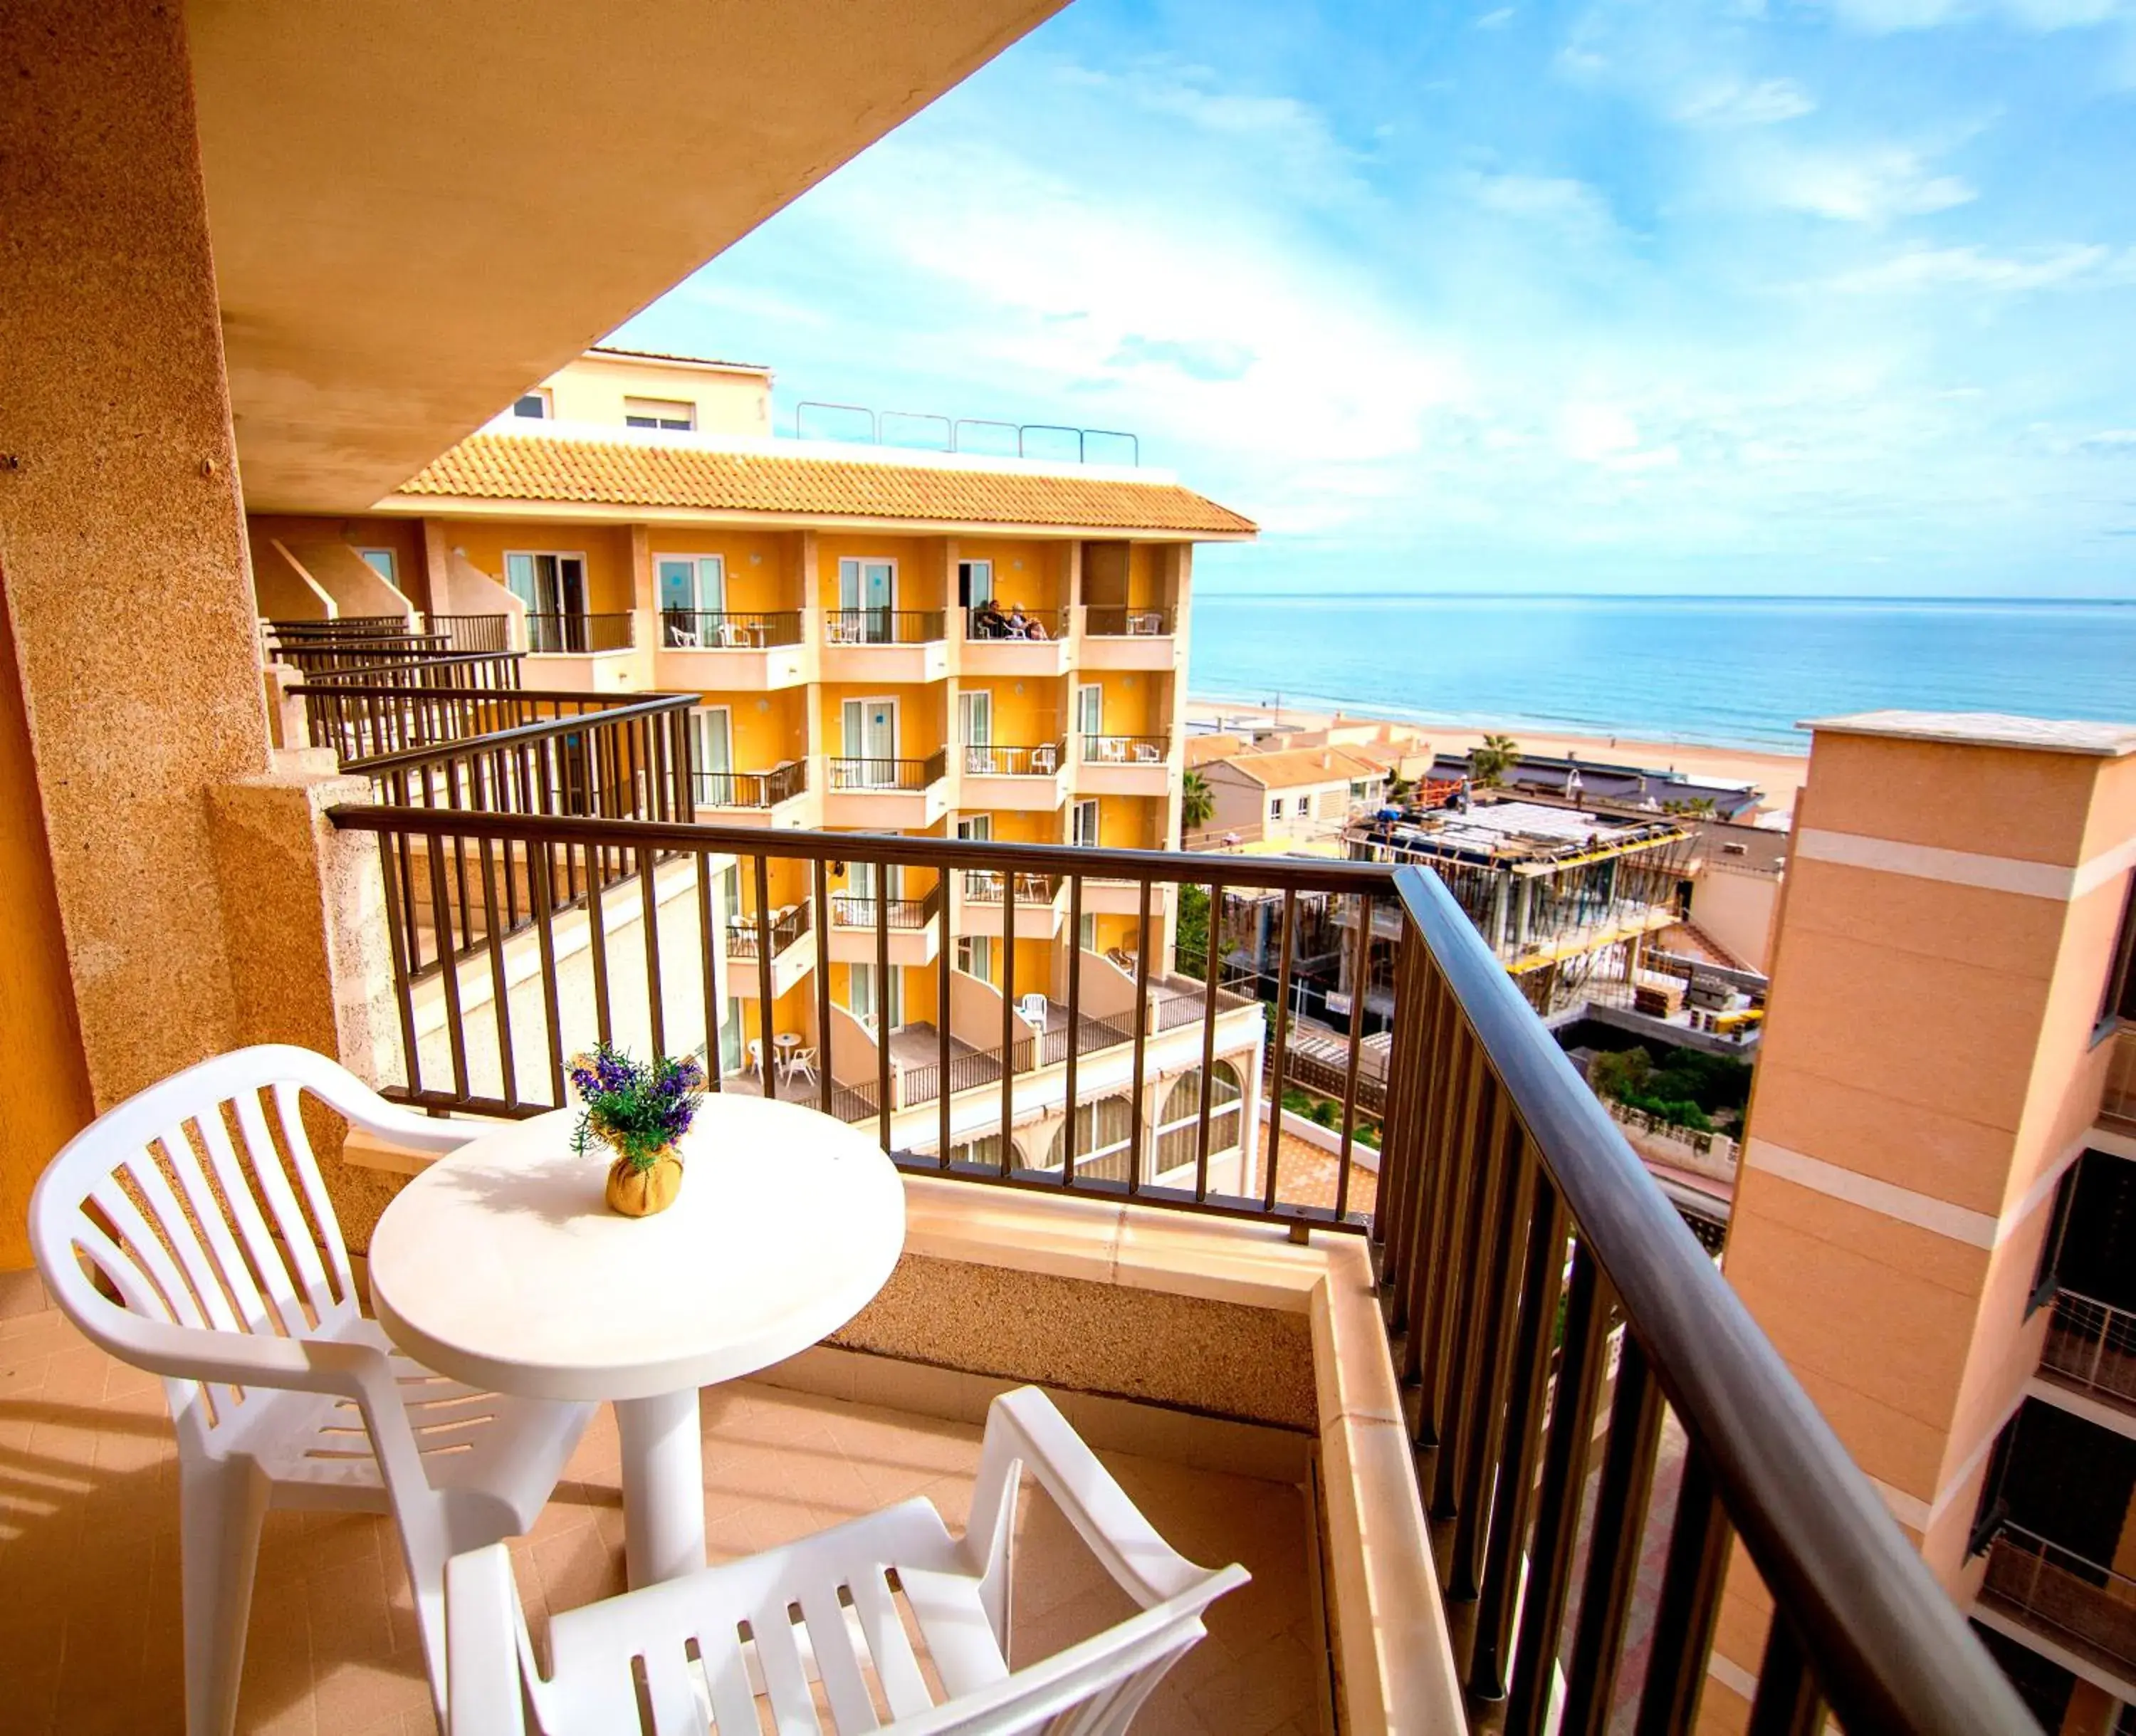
xmin=568 ymin=1043 xmax=706 ymax=1169
xmin=1176 ymin=884 xmax=1210 ymax=976
xmin=1586 ymin=1042 xmax=1751 ymax=1136
xmin=1469 ymin=733 xmax=1520 ymax=788
xmin=1180 ymin=769 xmax=1215 ymax=831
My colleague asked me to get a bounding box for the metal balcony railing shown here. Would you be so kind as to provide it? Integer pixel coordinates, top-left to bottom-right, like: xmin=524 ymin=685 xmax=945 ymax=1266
xmin=1083 ymin=606 xmax=1173 ymax=637
xmin=2041 ymin=1289 xmax=2136 ymax=1406
xmin=963 ymin=605 xmax=1068 ymax=643
xmin=823 ymin=608 xmax=945 ymax=646
xmin=661 ymin=609 xmax=805 ymax=649
xmin=827 ymin=751 xmax=947 ymax=793
xmin=1982 ymin=1523 xmax=2136 ymax=1673
xmin=726 ymin=898 xmax=811 ymax=961
xmin=1079 ymin=734 xmax=1169 ymax=768
xmin=695 ymin=760 xmax=807 ymax=810
xmin=315 ymin=704 xmax=2036 ymax=1732
xmin=429 ymin=613 xmax=512 ymax=654
xmin=526 ymin=611 xmax=634 ymax=654
xmin=960 ymin=743 xmax=1063 ymax=778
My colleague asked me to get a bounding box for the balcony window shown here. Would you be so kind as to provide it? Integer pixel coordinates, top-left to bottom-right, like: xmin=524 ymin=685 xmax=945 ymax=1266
xmin=957 ymin=558 xmax=993 ymax=607
xmin=1072 ymin=799 xmax=1099 ymax=849
xmin=955 ymin=935 xmax=994 ymax=981
xmin=624 ymin=395 xmax=695 ymax=431
xmin=357 ymin=548 xmax=399 ymax=589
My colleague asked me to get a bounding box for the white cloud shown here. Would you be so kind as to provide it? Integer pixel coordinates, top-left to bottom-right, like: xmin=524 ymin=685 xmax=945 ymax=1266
xmin=1828 ymin=242 xmax=2135 ymax=291
xmin=1460 ymin=169 xmax=1623 ymax=244
xmin=1747 ymin=145 xmax=1974 ymax=221
xmin=1475 ymin=7 xmax=1517 ymax=26
xmin=1828 ymin=0 xmax=2134 ymax=28
xmin=1672 ymin=78 xmax=1817 ymax=127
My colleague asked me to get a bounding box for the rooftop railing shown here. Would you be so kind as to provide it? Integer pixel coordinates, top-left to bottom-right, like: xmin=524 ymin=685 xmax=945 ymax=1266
xmin=790 ymin=402 xmax=1138 ymax=466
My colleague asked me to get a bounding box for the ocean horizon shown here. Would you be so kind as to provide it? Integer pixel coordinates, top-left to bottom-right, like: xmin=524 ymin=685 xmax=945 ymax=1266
xmin=1185 ymin=592 xmax=2136 ymax=755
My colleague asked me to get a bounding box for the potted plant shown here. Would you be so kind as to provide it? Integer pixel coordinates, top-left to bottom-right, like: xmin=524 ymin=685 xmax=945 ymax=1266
xmin=567 ymin=1043 xmax=706 ymax=1217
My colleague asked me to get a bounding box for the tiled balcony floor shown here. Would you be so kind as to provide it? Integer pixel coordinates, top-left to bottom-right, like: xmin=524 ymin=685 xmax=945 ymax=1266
xmin=1 ymin=1302 xmax=1324 ymax=1735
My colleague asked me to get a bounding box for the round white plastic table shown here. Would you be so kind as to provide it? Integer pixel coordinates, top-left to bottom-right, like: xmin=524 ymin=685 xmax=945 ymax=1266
xmin=367 ymin=1094 xmax=905 ymax=1588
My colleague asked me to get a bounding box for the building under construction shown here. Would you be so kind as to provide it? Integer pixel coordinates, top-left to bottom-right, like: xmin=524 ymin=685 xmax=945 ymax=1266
xmin=1343 ymin=799 xmax=1694 ymax=1015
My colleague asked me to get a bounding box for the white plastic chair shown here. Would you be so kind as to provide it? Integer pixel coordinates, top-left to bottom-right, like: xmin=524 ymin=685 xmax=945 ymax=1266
xmin=1131 ymin=742 xmax=1162 ymax=765
xmin=668 ymin=624 xmax=701 ymax=649
xmin=28 ymin=1044 xmax=596 ymax=1735
xmin=1017 ymin=993 xmax=1050 ymax=1032
xmin=746 ymin=1038 xmax=766 ymax=1079
xmin=781 ymin=1045 xmax=819 ymax=1087
xmin=1031 ymin=743 xmax=1058 ymax=775
xmin=714 ymin=621 xmax=747 ymax=649
xmin=445 ymin=1385 xmax=1247 ymax=1735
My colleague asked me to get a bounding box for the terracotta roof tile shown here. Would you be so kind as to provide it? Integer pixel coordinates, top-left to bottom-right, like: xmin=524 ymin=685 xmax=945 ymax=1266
xmin=396 ymin=434 xmax=1257 ymax=536
xmin=1209 ymin=746 xmax=1389 ymax=788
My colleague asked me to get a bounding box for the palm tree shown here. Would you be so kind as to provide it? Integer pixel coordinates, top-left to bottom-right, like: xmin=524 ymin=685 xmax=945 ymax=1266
xmin=1180 ymin=769 xmax=1215 ymax=832
xmin=1470 ymin=733 xmax=1520 ymax=788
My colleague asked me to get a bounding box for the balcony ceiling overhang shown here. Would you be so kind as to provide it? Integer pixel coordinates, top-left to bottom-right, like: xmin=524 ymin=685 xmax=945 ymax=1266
xmin=186 ymin=0 xmax=1064 ymax=513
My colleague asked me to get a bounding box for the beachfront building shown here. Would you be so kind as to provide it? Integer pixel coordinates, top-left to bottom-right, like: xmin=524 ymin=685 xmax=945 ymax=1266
xmin=1423 ymin=746 xmax=1768 ymax=822
xmin=1 ymin=8 xmax=2033 ymax=1732
xmin=255 ymin=345 xmax=1274 ymax=1177
xmin=1343 ymin=798 xmax=1700 ymax=1018
xmin=1190 ymin=743 xmax=1390 ymax=850
xmin=1710 ymin=712 xmax=2136 ymax=1730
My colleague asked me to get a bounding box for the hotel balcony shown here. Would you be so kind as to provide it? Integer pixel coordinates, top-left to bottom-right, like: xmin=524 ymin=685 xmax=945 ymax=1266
xmin=692 ymin=759 xmax=814 ymax=829
xmin=960 ymin=605 xmax=1072 ymax=676
xmin=522 ymin=610 xmax=644 ymax=693
xmin=656 ymin=608 xmax=810 ymax=690
xmin=952 ymin=739 xmax=1068 ymax=812
xmin=724 ymin=896 xmax=817 ymax=1000
xmin=818 ymin=607 xmax=950 ymax=683
xmin=820 ymin=748 xmax=948 ymax=827
xmin=2038 ymin=1289 xmax=2136 ymax=1418
xmin=1978 ymin=1524 xmax=2136 ymax=1690
xmin=824 ymin=882 xmax=945 ymax=967
xmin=954 ymin=867 xmax=1068 ymax=938
xmin=1074 ymin=732 xmax=1174 ymax=798
xmin=1078 ymin=605 xmax=1178 ymax=671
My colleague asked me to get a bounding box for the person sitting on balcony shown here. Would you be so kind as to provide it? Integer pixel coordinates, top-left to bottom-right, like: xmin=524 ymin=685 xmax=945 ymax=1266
xmin=974 ymin=597 xmax=1010 ymax=638
xmin=1005 ymin=602 xmax=1035 ymax=639
xmin=1020 ymin=606 xmax=1050 ymax=641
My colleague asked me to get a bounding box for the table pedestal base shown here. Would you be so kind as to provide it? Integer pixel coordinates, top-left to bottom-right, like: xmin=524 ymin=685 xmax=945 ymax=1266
xmin=615 ymin=1389 xmax=707 ymax=1588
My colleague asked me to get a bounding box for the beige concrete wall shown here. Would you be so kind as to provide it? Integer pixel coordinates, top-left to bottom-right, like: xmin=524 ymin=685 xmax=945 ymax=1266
xmin=540 ymin=352 xmax=772 ymax=438
xmin=285 ymin=541 xmax=417 ymax=623
xmin=250 ymin=537 xmax=333 ymax=620
xmin=0 ymin=0 xmax=269 ymax=1155
xmin=1707 ymin=721 xmax=2136 ymax=1715
xmin=1690 ymin=861 xmax=1779 ymax=973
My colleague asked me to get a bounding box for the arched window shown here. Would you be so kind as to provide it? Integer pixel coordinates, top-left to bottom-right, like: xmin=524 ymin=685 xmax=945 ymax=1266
xmin=1046 ymin=1094 xmax=1137 ymax=1182
xmin=1153 ymin=1063 xmax=1244 ymax=1176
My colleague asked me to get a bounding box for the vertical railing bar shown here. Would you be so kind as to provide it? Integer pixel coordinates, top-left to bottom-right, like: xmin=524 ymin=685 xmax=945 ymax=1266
xmin=1505 ymin=1238 xmax=1608 ymax=1736
xmin=641 ymin=842 xmax=666 ymax=1060
xmin=1375 ymin=921 xmax=1424 ymax=1290
xmin=1127 ymin=877 xmax=1152 ymax=1196
xmin=813 ymin=856 xmax=834 ymax=1119
xmin=476 ymin=836 xmax=519 ymax=1109
xmin=1450 ymin=1117 xmax=1537 ymax=1602
xmin=1744 ymin=1611 xmax=1822 ymax=1736
xmin=1631 ymin=1448 xmax=1732 ymax=1736
xmin=1335 ymin=887 xmax=1373 ymax=1223
xmin=425 ymin=827 xmax=471 ymax=1103
xmin=697 ymin=851 xmax=722 ymax=1094
xmin=1399 ymin=962 xmax=1452 ymax=1386
xmin=1561 ymin=1331 xmax=1666 ymax=1736
xmin=1468 ymin=1171 xmax=1571 ymax=1704
xmin=1064 ymin=874 xmax=1083 ymax=1186
xmin=1000 ymin=870 xmax=1017 ymax=1177
xmin=753 ymin=852 xmax=777 ymax=1103
xmin=585 ymin=840 xmax=614 ymax=1048
xmin=1193 ymin=877 xmax=1222 ymax=1203
xmin=937 ymin=867 xmax=952 ymax=1169
xmin=1429 ymin=1055 xmax=1501 ymax=1522
xmin=374 ymin=826 xmax=424 ymax=1099
xmin=876 ymin=862 xmax=893 ymax=1154
xmin=1262 ymin=886 xmax=1298 ymax=1213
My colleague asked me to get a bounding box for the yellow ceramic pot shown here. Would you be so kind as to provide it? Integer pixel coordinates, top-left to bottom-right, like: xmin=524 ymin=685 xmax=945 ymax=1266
xmin=604 ymin=1148 xmax=684 ymax=1218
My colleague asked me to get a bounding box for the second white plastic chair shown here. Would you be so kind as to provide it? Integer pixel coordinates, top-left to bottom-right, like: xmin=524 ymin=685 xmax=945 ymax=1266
xmin=30 ymin=1043 xmax=597 ymax=1735
xmin=446 ymin=1385 xmax=1247 ymax=1735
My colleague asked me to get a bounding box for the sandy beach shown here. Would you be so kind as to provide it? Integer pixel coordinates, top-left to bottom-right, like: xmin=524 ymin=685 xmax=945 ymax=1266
xmin=1186 ymin=698 xmax=1812 ymax=818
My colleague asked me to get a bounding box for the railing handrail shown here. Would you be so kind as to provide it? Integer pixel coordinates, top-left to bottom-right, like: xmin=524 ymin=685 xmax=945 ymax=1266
xmin=327 ymin=803 xmax=1393 ymax=895
xmin=342 ymin=694 xmax=698 ymax=776
xmin=1390 ymin=864 xmax=2032 ymax=1734
xmin=288 ymin=683 xmax=638 ymax=705
xmin=2049 ymin=1285 xmax=2134 ymax=1321
xmin=293 ymin=652 xmax=525 ymax=688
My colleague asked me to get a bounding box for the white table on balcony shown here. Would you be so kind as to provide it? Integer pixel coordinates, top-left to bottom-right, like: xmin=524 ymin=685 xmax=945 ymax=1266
xmin=367 ymin=1094 xmax=905 ymax=1589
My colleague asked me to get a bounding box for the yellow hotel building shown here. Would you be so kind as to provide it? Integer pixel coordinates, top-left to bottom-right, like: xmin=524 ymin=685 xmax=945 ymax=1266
xmin=249 ymin=347 xmax=1259 ymax=1161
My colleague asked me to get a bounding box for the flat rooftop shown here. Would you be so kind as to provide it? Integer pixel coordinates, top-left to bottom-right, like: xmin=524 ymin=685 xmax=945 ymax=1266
xmin=1801 ymin=710 xmax=2136 ymax=758
xmin=1362 ymin=800 xmax=1684 ymax=867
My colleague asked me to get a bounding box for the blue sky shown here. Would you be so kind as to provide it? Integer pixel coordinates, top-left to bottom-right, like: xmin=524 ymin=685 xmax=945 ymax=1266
xmin=612 ymin=0 xmax=2136 ymax=597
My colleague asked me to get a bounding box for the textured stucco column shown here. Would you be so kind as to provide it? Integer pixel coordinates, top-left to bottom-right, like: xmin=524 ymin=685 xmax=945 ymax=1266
xmin=0 ymin=0 xmax=270 ymax=1112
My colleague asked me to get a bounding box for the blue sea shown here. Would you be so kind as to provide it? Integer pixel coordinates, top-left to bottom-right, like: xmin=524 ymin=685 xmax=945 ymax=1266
xmin=1187 ymin=595 xmax=2136 ymax=754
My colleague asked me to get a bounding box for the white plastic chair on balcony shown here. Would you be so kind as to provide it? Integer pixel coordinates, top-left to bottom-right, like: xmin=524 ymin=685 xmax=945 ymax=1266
xmin=714 ymin=620 xmax=748 ymax=649
xmin=746 ymin=1037 xmax=766 ymax=1079
xmin=28 ymin=1044 xmax=596 ymax=1736
xmin=667 ymin=624 xmax=701 ymax=649
xmin=1032 ymin=742 xmax=1058 ymax=775
xmin=1016 ymin=993 xmax=1051 ymax=1040
xmin=445 ymin=1385 xmax=1246 ymax=1736
xmin=1131 ymin=741 xmax=1163 ymax=765
xmin=780 ymin=1045 xmax=819 ymax=1087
